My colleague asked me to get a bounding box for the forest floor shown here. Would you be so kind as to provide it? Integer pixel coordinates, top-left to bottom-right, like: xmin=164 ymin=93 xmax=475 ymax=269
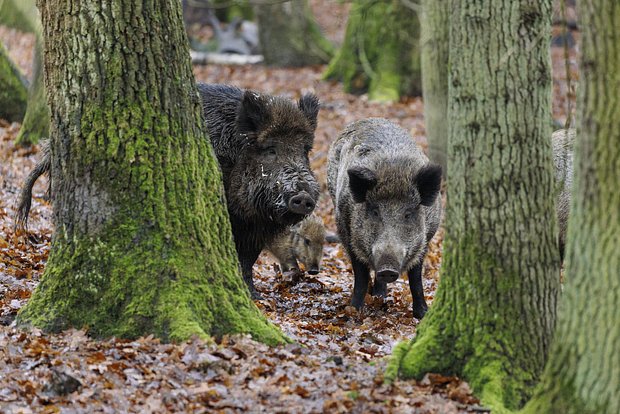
xmin=0 ymin=2 xmax=577 ymax=413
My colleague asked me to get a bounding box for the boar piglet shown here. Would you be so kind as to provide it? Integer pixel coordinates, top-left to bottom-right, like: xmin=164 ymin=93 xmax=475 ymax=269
xmin=265 ymin=213 xmax=326 ymax=275
xmin=197 ymin=83 xmax=320 ymax=299
xmin=327 ymin=118 xmax=442 ymax=319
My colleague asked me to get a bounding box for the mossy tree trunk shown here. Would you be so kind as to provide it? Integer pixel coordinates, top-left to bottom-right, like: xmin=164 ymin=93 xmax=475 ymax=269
xmin=18 ymin=0 xmax=284 ymax=345
xmin=323 ymin=0 xmax=421 ymax=102
xmin=387 ymin=1 xmax=560 ymax=411
xmin=522 ymin=2 xmax=620 ymax=413
xmin=420 ymin=0 xmax=449 ymax=174
xmin=0 ymin=42 xmax=27 ymax=122
xmin=213 ymin=0 xmax=253 ymax=22
xmin=15 ymin=38 xmax=49 ymax=146
xmin=255 ymin=0 xmax=333 ymax=67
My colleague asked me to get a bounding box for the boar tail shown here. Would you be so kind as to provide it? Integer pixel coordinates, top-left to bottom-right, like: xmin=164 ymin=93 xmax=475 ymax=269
xmin=15 ymin=142 xmax=51 ymax=232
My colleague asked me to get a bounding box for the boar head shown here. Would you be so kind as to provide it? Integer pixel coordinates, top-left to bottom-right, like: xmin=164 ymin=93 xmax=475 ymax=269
xmin=347 ymin=158 xmax=442 ymax=283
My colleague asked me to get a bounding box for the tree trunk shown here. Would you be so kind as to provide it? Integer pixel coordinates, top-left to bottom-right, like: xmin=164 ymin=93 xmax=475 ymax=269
xmin=0 ymin=42 xmax=27 ymax=122
xmin=213 ymin=0 xmax=253 ymax=22
xmin=523 ymin=2 xmax=620 ymax=413
xmin=323 ymin=0 xmax=421 ymax=102
xmin=387 ymin=1 xmax=560 ymax=410
xmin=255 ymin=0 xmax=333 ymax=67
xmin=0 ymin=0 xmax=37 ymax=32
xmin=420 ymin=0 xmax=449 ymax=174
xmin=15 ymin=37 xmax=49 ymax=146
xmin=17 ymin=0 xmax=284 ymax=345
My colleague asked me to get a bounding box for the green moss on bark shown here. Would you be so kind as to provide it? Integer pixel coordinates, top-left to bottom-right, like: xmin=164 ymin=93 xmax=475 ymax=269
xmin=323 ymin=0 xmax=421 ymax=101
xmin=18 ymin=0 xmax=285 ymax=345
xmin=391 ymin=236 xmax=549 ymax=411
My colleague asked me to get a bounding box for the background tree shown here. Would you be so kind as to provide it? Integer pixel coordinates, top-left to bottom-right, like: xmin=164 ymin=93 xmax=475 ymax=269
xmin=420 ymin=0 xmax=449 ymax=174
xmin=523 ymin=2 xmax=620 ymax=412
xmin=0 ymin=42 xmax=27 ymax=122
xmin=0 ymin=0 xmax=49 ymax=146
xmin=254 ymin=0 xmax=333 ymax=67
xmin=18 ymin=0 xmax=283 ymax=345
xmin=387 ymin=0 xmax=561 ymax=410
xmin=15 ymin=39 xmax=49 ymax=146
xmin=323 ymin=0 xmax=421 ymax=102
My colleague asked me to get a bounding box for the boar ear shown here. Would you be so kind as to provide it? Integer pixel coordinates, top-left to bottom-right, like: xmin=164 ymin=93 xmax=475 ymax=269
xmin=237 ymin=90 xmax=269 ymax=135
xmin=298 ymin=93 xmax=319 ymax=130
xmin=348 ymin=166 xmax=377 ymax=203
xmin=415 ymin=164 xmax=442 ymax=207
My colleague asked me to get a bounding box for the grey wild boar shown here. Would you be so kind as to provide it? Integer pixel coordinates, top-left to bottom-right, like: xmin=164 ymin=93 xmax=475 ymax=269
xmin=16 ymin=84 xmax=321 ymax=300
xmin=327 ymin=118 xmax=442 ymax=319
xmin=265 ymin=213 xmax=325 ymax=275
xmin=552 ymin=128 xmax=574 ymax=260
xmin=197 ymin=83 xmax=320 ymax=298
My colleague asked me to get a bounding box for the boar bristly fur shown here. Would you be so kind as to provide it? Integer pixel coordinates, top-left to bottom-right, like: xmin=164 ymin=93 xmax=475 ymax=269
xmin=327 ymin=118 xmax=442 ymax=319
xmin=552 ymin=128 xmax=575 ymax=261
xmin=266 ymin=213 xmax=325 ymax=275
xmin=198 ymin=84 xmax=320 ymax=298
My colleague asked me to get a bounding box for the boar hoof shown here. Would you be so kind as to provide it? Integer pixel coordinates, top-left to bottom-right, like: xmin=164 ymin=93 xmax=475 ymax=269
xmin=351 ymin=295 xmax=365 ymax=311
xmin=371 ymin=281 xmax=387 ymax=297
xmin=412 ymin=302 xmax=428 ymax=320
xmin=250 ymin=289 xmax=264 ymax=301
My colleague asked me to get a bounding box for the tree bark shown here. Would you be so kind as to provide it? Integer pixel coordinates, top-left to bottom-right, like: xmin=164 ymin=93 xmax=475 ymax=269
xmin=420 ymin=0 xmax=449 ymax=174
xmin=17 ymin=0 xmax=284 ymax=345
xmin=323 ymin=0 xmax=421 ymax=102
xmin=255 ymin=0 xmax=333 ymax=67
xmin=523 ymin=2 xmax=620 ymax=413
xmin=387 ymin=1 xmax=560 ymax=410
xmin=15 ymin=37 xmax=50 ymax=146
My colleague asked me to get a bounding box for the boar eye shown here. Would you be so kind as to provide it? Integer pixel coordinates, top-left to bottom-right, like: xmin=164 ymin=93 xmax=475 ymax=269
xmin=368 ymin=205 xmax=380 ymax=218
xmin=404 ymin=207 xmax=418 ymax=221
xmin=261 ymin=146 xmax=277 ymax=157
xmin=304 ymin=238 xmax=311 ymax=246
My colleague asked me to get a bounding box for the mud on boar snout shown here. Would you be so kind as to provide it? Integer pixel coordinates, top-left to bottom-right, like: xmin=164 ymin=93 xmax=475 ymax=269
xmin=288 ymin=192 xmax=315 ymax=215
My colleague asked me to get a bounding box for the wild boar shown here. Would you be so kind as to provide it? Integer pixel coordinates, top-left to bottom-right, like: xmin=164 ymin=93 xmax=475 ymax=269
xmin=197 ymin=83 xmax=320 ymax=298
xmin=265 ymin=213 xmax=325 ymax=275
xmin=327 ymin=118 xmax=442 ymax=319
xmin=552 ymin=128 xmax=574 ymax=260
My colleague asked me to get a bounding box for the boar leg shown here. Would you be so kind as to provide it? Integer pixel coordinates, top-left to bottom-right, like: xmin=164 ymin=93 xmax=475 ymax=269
xmin=238 ymin=244 xmax=263 ymax=300
xmin=407 ymin=263 xmax=428 ymax=319
xmin=351 ymin=255 xmax=370 ymax=310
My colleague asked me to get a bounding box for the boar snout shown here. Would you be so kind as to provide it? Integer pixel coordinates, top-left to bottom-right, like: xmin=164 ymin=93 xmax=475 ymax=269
xmin=307 ymin=267 xmax=320 ymax=275
xmin=288 ymin=192 xmax=315 ymax=215
xmin=376 ymin=268 xmax=399 ymax=283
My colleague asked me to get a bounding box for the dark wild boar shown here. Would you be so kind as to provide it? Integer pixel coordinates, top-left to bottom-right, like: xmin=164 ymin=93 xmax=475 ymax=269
xmin=197 ymin=84 xmax=320 ymax=298
xmin=327 ymin=118 xmax=442 ymax=319
xmin=15 ymin=84 xmax=320 ymax=300
xmin=265 ymin=212 xmax=325 ymax=275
